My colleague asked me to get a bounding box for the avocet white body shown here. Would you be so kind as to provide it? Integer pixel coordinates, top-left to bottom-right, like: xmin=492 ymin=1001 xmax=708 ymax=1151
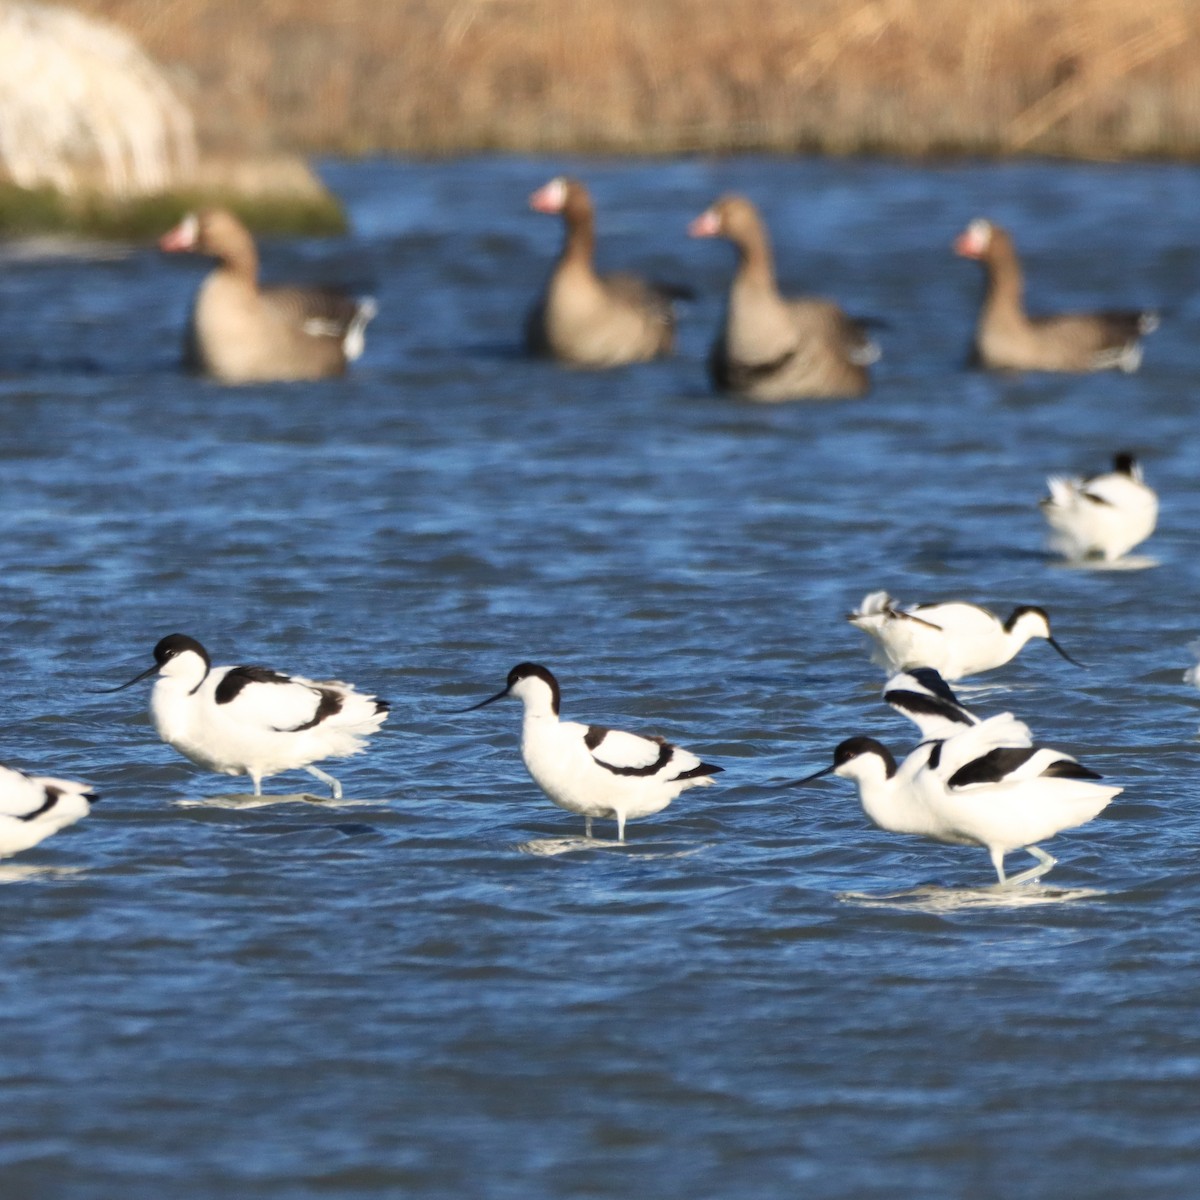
xmin=796 ymin=705 xmax=1120 ymax=886
xmin=1040 ymin=452 xmax=1158 ymax=563
xmin=104 ymin=634 xmax=388 ymax=797
xmin=0 ymin=764 xmax=96 ymax=858
xmin=461 ymin=662 xmax=722 ymax=841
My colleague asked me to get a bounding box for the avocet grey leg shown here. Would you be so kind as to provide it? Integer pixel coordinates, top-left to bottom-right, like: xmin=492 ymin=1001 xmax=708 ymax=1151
xmin=305 ymin=765 xmax=342 ymax=799
xmin=1005 ymin=845 xmax=1057 ymax=888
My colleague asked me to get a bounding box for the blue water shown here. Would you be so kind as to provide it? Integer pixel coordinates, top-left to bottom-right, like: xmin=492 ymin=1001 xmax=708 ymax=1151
xmin=1 ymin=155 xmax=1199 ymax=1198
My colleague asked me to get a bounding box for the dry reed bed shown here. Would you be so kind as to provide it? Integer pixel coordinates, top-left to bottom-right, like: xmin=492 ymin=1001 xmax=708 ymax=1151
xmin=0 ymin=1 xmax=195 ymax=195
xmin=73 ymin=0 xmax=1200 ymax=158
xmin=0 ymin=2 xmax=342 ymax=234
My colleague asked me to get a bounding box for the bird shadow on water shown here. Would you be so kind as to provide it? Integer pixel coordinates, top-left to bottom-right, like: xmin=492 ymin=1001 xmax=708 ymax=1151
xmin=517 ymin=835 xmax=708 ymax=859
xmin=172 ymin=792 xmax=382 ymax=810
xmin=1048 ymin=554 xmax=1159 ymax=572
xmin=838 ymin=882 xmax=1106 ymax=911
xmin=0 ymin=863 xmax=84 ymax=885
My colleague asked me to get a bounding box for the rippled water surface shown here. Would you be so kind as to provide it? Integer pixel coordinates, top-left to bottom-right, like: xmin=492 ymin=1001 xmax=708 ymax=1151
xmin=3 ymin=156 xmax=1200 ymax=1198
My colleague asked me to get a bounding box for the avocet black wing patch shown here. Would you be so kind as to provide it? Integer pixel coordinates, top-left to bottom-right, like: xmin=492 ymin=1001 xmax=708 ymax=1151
xmin=278 ymin=687 xmax=344 ymax=732
xmin=948 ymin=747 xmax=1102 ymax=789
xmin=885 ymin=688 xmax=974 ymax=728
xmin=905 ymin=667 xmax=961 ymax=704
xmin=0 ymin=765 xmax=95 ymax=821
xmin=884 ymin=669 xmax=978 ymax=739
xmin=15 ymin=785 xmax=60 ymax=821
xmin=214 ymin=667 xmax=345 ymax=734
xmin=1040 ymin=758 xmax=1103 ymax=781
xmin=215 ymin=666 xmax=293 ymax=705
xmin=587 ymin=727 xmax=675 ymax=777
xmin=948 ymin=746 xmax=1040 ymax=788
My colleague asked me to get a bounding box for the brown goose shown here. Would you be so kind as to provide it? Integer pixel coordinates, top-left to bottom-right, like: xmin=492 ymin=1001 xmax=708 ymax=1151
xmin=688 ymin=194 xmax=876 ymax=402
xmin=159 ymin=209 xmax=376 ymax=384
xmin=525 ymin=177 xmax=679 ymax=367
xmin=954 ymin=218 xmax=1157 ymax=373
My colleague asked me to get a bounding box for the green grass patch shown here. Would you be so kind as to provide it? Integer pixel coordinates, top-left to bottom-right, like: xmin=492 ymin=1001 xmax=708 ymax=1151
xmin=0 ymin=184 xmax=346 ymax=239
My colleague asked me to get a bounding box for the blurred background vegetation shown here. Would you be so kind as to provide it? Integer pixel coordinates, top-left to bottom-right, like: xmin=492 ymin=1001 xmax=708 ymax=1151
xmin=3 ymin=0 xmax=1199 ymax=235
xmin=72 ymin=0 xmax=1200 ymax=159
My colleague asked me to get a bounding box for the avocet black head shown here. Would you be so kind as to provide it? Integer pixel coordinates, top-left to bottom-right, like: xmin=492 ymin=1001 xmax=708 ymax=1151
xmin=1005 ymin=606 xmax=1084 ymax=667
xmin=99 ymin=633 xmax=212 ymax=692
xmin=458 ymin=663 xmax=561 ymax=715
xmin=1113 ymin=451 xmax=1139 ymax=477
xmin=789 ymin=737 xmax=897 ymax=786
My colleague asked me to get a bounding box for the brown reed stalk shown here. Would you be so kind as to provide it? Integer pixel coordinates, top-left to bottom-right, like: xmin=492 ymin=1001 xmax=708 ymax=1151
xmin=67 ymin=0 xmax=1200 ymax=159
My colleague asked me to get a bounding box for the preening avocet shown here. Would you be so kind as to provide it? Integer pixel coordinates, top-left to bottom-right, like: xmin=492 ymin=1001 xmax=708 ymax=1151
xmin=1040 ymin=452 xmax=1158 ymax=563
xmin=848 ymin=590 xmax=1082 ymax=681
xmin=793 ymin=712 xmax=1120 ymax=886
xmin=459 ymin=662 xmax=722 ymax=841
xmin=0 ymin=764 xmax=97 ymax=858
xmin=101 ymin=634 xmax=388 ymax=798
